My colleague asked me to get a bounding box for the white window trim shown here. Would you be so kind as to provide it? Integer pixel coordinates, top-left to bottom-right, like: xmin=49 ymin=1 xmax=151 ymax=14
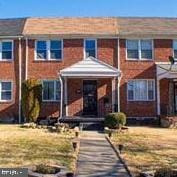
xmin=42 ymin=80 xmax=60 ymax=102
xmin=35 ymin=40 xmax=63 ymax=61
xmin=127 ymin=79 xmax=155 ymax=102
xmin=84 ymin=39 xmax=97 ymax=59
xmin=0 ymin=80 xmax=13 ymax=102
xmin=126 ymin=39 xmax=154 ymax=61
xmin=0 ymin=40 xmax=14 ymax=61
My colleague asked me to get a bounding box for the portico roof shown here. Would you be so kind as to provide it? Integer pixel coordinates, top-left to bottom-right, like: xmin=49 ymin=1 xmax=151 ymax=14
xmin=60 ymin=57 xmax=120 ymax=77
xmin=156 ymin=63 xmax=177 ymax=80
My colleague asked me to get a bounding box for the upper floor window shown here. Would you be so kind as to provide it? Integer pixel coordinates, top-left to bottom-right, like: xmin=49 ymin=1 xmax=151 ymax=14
xmin=126 ymin=39 xmax=153 ymax=60
xmin=127 ymin=79 xmax=155 ymax=101
xmin=173 ymin=40 xmax=177 ymax=59
xmin=42 ymin=80 xmax=60 ymax=101
xmin=0 ymin=81 xmax=12 ymax=101
xmin=84 ymin=39 xmax=97 ymax=58
xmin=0 ymin=41 xmax=13 ymax=61
xmin=36 ymin=40 xmax=63 ymax=60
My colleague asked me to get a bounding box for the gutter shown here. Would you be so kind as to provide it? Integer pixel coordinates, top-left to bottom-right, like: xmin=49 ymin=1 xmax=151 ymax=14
xmin=25 ymin=37 xmax=28 ymax=80
xmin=0 ymin=35 xmax=23 ymax=39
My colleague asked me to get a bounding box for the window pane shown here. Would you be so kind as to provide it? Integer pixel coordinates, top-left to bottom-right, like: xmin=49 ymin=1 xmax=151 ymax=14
xmin=141 ymin=50 xmax=152 ymax=59
xmin=86 ymin=40 xmax=95 ymax=49
xmin=174 ymin=40 xmax=177 ymax=50
xmin=1 ymin=91 xmax=11 ymax=100
xmin=37 ymin=41 xmax=47 ymax=50
xmin=127 ymin=40 xmax=138 ymax=50
xmin=174 ymin=50 xmax=177 ymax=58
xmin=148 ymin=80 xmax=154 ymax=100
xmin=56 ymin=81 xmax=60 ymax=100
xmin=86 ymin=50 xmax=96 ymax=57
xmin=127 ymin=50 xmax=139 ymax=59
xmin=37 ymin=50 xmax=47 ymax=59
xmin=50 ymin=40 xmax=61 ymax=49
xmin=141 ymin=40 xmax=152 ymax=50
xmin=134 ymin=80 xmax=147 ymax=100
xmin=127 ymin=81 xmax=134 ymax=100
xmin=1 ymin=82 xmax=11 ymax=90
xmin=2 ymin=51 xmax=12 ymax=59
xmin=43 ymin=81 xmax=54 ymax=100
xmin=50 ymin=50 xmax=61 ymax=59
xmin=2 ymin=42 xmax=12 ymax=50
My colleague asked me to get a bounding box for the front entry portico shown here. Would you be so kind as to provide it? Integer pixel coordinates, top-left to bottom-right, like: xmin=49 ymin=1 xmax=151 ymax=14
xmin=157 ymin=63 xmax=177 ymax=116
xmin=58 ymin=57 xmax=120 ymax=119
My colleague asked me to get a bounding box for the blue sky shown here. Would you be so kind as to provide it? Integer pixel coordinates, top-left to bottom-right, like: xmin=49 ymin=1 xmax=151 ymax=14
xmin=0 ymin=0 xmax=177 ymax=18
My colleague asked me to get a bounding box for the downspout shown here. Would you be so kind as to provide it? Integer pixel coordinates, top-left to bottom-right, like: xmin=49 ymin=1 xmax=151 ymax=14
xmin=58 ymin=75 xmax=63 ymax=123
xmin=18 ymin=38 xmax=22 ymax=123
xmin=117 ymin=37 xmax=122 ymax=112
xmin=25 ymin=38 xmax=28 ymax=80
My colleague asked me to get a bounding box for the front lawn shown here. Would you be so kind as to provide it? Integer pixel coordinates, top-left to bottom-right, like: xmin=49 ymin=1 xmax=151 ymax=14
xmin=112 ymin=127 xmax=177 ymax=176
xmin=0 ymin=125 xmax=75 ymax=170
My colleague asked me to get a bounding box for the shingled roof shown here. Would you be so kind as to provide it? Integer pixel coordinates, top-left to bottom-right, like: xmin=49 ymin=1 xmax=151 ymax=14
xmin=0 ymin=18 xmax=26 ymax=36
xmin=117 ymin=17 xmax=177 ymax=37
xmin=1 ymin=17 xmax=177 ymax=37
xmin=23 ymin=17 xmax=118 ymax=37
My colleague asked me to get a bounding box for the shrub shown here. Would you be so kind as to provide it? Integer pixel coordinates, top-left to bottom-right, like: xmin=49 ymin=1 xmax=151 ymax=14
xmin=35 ymin=164 xmax=60 ymax=174
xmin=155 ymin=167 xmax=176 ymax=177
xmin=21 ymin=79 xmax=42 ymax=122
xmin=104 ymin=112 xmax=126 ymax=129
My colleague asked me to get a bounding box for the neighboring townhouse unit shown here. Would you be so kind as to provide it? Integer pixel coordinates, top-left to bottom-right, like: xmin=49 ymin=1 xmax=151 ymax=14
xmin=0 ymin=17 xmax=177 ymax=123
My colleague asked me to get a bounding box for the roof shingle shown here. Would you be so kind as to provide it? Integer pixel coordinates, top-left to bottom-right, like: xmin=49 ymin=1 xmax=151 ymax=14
xmin=23 ymin=17 xmax=118 ymax=36
xmin=0 ymin=18 xmax=26 ymax=36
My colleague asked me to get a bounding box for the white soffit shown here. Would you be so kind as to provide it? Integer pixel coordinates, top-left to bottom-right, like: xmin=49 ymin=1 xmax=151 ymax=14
xmin=60 ymin=56 xmax=120 ymax=77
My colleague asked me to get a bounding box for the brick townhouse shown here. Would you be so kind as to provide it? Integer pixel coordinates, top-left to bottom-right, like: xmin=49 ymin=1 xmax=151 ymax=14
xmin=0 ymin=17 xmax=176 ymax=123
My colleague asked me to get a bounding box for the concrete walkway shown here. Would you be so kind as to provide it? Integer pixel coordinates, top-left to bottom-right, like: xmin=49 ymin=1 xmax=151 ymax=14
xmin=76 ymin=131 xmax=130 ymax=177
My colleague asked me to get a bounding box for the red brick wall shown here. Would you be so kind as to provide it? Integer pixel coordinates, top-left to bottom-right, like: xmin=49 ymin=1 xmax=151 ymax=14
xmin=0 ymin=40 xmax=20 ymax=120
xmin=119 ymin=39 xmax=173 ymax=117
xmin=27 ymin=39 xmax=116 ymax=118
xmin=154 ymin=39 xmax=173 ymax=62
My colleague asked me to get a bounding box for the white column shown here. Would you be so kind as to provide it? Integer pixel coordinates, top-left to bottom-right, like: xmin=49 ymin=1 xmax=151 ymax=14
xmin=157 ymin=78 xmax=161 ymax=115
xmin=58 ymin=76 xmax=63 ymax=122
xmin=112 ymin=77 xmax=116 ymax=112
xmin=64 ymin=77 xmax=68 ymax=116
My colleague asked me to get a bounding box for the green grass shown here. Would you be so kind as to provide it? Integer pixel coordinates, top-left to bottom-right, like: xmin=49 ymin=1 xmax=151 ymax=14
xmin=112 ymin=127 xmax=177 ymax=176
xmin=0 ymin=125 xmax=75 ymax=170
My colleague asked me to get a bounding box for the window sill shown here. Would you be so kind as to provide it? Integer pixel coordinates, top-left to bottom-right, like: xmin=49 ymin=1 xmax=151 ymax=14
xmin=34 ymin=59 xmax=63 ymax=62
xmin=42 ymin=100 xmax=60 ymax=103
xmin=0 ymin=100 xmax=13 ymax=103
xmin=0 ymin=59 xmax=13 ymax=62
xmin=127 ymin=100 xmax=155 ymax=102
xmin=126 ymin=58 xmax=153 ymax=61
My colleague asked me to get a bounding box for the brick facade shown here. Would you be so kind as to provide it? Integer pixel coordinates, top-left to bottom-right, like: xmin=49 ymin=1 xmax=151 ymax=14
xmin=0 ymin=37 xmax=174 ymax=120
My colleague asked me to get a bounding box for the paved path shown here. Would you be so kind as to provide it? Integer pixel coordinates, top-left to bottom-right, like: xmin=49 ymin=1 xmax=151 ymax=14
xmin=76 ymin=131 xmax=130 ymax=177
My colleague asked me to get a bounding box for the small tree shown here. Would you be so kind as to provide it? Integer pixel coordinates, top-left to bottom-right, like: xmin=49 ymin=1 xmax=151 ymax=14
xmin=22 ymin=79 xmax=42 ymax=122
